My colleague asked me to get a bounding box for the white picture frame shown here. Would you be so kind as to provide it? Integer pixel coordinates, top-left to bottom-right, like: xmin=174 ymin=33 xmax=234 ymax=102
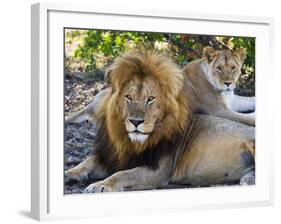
xmin=31 ymin=2 xmax=274 ymax=221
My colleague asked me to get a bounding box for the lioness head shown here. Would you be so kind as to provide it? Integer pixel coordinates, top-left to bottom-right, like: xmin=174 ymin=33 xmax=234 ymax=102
xmin=203 ymin=46 xmax=246 ymax=92
xmin=102 ymin=51 xmax=190 ymax=150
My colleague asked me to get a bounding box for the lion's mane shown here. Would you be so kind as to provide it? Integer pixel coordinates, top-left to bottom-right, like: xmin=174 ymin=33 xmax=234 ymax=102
xmin=93 ymin=51 xmax=193 ymax=174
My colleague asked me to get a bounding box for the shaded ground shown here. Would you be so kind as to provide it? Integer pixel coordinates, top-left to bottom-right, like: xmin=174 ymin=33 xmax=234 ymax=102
xmin=64 ymin=72 xmax=105 ymax=194
xmin=64 ymin=121 xmax=96 ymax=194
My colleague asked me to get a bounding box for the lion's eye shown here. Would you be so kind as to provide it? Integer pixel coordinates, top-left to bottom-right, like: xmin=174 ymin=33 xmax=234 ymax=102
xmin=216 ymin=66 xmax=222 ymax=73
xmin=147 ymin=96 xmax=155 ymax=104
xmin=231 ymin=66 xmax=236 ymax=72
xmin=125 ymin=95 xmax=132 ymax=101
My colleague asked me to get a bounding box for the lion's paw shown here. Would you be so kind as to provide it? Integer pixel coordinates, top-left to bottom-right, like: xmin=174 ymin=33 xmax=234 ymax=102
xmin=84 ymin=181 xmax=123 ymax=193
xmin=65 ymin=167 xmax=89 ymax=183
xmin=240 ymin=171 xmax=255 ymax=185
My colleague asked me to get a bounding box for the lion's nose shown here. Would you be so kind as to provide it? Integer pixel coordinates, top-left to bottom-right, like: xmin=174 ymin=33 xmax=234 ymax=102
xmin=129 ymin=118 xmax=145 ymax=127
xmin=224 ymin=81 xmax=232 ymax=87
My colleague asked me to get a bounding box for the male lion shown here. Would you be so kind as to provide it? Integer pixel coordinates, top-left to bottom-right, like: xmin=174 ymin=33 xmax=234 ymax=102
xmin=65 ymin=51 xmax=255 ymax=193
xmin=183 ymin=46 xmax=255 ymax=126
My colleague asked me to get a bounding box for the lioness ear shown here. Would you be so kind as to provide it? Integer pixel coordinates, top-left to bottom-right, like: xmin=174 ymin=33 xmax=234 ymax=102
xmin=233 ymin=48 xmax=247 ymax=64
xmin=203 ymin=46 xmax=217 ymax=63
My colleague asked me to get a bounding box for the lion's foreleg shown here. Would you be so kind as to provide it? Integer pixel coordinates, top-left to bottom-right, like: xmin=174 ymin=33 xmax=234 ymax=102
xmin=65 ymin=155 xmax=108 ymax=182
xmin=84 ymin=157 xmax=171 ymax=193
xmin=233 ymin=95 xmax=255 ymax=113
xmin=216 ymin=109 xmax=255 ymax=126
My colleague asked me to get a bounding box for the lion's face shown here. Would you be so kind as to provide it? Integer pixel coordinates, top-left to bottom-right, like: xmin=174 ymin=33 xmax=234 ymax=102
xmin=104 ymin=51 xmax=189 ymax=147
xmin=203 ymin=47 xmax=246 ymax=92
xmin=121 ymin=77 xmax=164 ymax=144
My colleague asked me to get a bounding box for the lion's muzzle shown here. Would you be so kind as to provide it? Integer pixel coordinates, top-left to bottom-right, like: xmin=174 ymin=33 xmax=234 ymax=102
xmin=129 ymin=118 xmax=145 ymax=128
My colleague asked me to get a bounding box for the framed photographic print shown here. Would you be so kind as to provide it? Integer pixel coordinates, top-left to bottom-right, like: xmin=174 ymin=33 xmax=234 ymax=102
xmin=31 ymin=2 xmax=274 ymax=221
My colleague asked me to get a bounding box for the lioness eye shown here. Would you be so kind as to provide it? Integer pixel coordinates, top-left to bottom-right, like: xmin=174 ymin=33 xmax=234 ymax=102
xmin=147 ymin=96 xmax=155 ymax=104
xmin=125 ymin=95 xmax=132 ymax=101
xmin=216 ymin=66 xmax=222 ymax=73
xmin=231 ymin=66 xmax=236 ymax=72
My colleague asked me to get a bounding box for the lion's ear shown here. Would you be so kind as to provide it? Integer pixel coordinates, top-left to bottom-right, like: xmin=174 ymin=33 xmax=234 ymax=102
xmin=233 ymin=48 xmax=247 ymax=64
xmin=203 ymin=46 xmax=217 ymax=63
xmin=104 ymin=68 xmax=117 ymax=92
xmin=104 ymin=68 xmax=112 ymax=85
